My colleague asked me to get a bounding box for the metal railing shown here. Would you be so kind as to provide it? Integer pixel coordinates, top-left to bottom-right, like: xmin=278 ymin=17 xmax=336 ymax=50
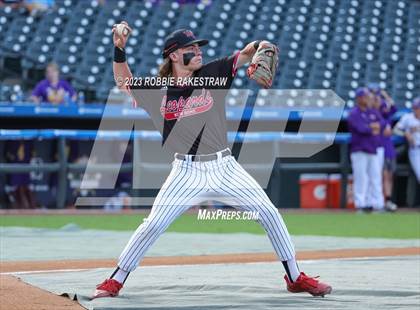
xmin=0 ymin=130 xmax=409 ymax=208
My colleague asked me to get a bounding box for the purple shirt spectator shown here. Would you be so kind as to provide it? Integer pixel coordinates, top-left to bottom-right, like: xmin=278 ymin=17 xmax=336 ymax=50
xmin=348 ymin=106 xmax=385 ymax=154
xmin=379 ymin=98 xmax=397 ymax=120
xmin=5 ymin=140 xmax=33 ymax=186
xmin=379 ymin=98 xmax=397 ymax=159
xmin=366 ymin=84 xmax=397 ymax=159
xmin=31 ymin=79 xmax=75 ymax=104
xmin=31 ymin=62 xmax=76 ymax=104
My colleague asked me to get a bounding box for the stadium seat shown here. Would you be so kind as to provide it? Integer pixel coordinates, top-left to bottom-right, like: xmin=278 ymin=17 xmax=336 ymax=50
xmin=365 ymin=62 xmax=393 ymax=90
xmin=392 ymin=63 xmax=420 ymax=108
xmin=21 ymin=11 xmax=68 ymax=73
xmin=0 ymin=0 xmax=418 ymax=105
xmin=278 ymin=60 xmax=311 ymax=89
xmin=0 ymin=5 xmax=20 ymax=46
xmin=0 ymin=14 xmax=39 ymax=59
xmin=336 ymin=61 xmax=366 ymax=107
xmin=307 ymin=61 xmax=338 ymax=89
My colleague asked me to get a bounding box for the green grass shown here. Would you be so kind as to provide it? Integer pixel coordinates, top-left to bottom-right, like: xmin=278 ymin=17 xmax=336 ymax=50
xmin=0 ymin=212 xmax=419 ymax=239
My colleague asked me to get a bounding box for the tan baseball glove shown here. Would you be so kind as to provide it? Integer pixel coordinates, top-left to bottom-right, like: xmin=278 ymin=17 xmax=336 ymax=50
xmin=247 ymin=42 xmax=279 ymax=88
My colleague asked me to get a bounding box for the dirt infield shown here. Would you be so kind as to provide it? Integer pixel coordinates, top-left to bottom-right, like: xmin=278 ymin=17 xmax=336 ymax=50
xmin=1 ymin=247 xmax=419 ymax=273
xmin=0 ymin=275 xmax=83 ymax=310
xmin=1 ymin=247 xmax=419 ymax=310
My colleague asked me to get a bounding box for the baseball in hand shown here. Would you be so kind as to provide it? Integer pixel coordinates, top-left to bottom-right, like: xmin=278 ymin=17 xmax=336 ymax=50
xmin=115 ymin=23 xmax=130 ymax=37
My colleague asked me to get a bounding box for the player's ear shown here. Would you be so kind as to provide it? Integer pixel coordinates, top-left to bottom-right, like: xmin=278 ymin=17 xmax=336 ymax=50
xmin=169 ymin=51 xmax=178 ymax=62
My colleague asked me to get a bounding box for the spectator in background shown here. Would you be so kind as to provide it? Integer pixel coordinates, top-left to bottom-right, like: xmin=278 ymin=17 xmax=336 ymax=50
xmin=394 ymin=97 xmax=420 ymax=183
xmin=0 ymin=0 xmax=54 ymax=15
xmin=368 ymin=84 xmax=398 ymax=211
xmin=348 ymin=87 xmax=389 ymax=213
xmin=30 ymin=62 xmax=76 ymax=104
xmin=24 ymin=0 xmax=54 ymax=15
xmin=5 ymin=140 xmax=37 ymax=208
xmin=28 ymin=62 xmax=77 ymax=209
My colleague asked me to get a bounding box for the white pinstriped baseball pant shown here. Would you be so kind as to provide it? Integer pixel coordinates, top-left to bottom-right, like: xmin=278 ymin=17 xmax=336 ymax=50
xmin=409 ymin=147 xmax=420 ymax=182
xmin=118 ymin=148 xmax=296 ymax=272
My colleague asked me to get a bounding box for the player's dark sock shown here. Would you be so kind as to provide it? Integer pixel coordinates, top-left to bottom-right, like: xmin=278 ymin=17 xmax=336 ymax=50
xmin=111 ymin=267 xmax=130 ymax=284
xmin=282 ymin=259 xmax=300 ymax=282
xmin=363 ymin=206 xmax=373 ymax=212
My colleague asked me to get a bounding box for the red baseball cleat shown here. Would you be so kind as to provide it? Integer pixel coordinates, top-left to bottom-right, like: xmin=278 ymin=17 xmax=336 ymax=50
xmin=284 ymin=272 xmax=332 ymax=297
xmin=92 ymin=279 xmax=123 ymax=299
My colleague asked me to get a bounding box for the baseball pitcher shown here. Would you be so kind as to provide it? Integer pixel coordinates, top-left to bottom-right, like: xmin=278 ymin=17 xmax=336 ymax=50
xmin=92 ymin=22 xmax=331 ymax=299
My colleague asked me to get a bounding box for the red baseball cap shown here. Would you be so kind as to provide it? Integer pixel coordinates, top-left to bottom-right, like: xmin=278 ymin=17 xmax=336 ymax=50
xmin=162 ymin=29 xmax=208 ymax=58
